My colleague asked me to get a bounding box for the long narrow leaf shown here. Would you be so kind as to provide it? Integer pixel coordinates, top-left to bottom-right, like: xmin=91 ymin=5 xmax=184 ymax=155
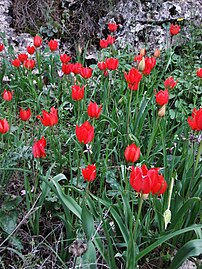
xmin=169 ymin=239 xmax=202 ymax=269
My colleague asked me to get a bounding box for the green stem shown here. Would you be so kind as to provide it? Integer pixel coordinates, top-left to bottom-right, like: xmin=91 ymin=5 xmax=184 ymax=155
xmin=126 ymin=89 xmax=133 ymax=137
xmin=194 ymin=139 xmax=202 ymax=172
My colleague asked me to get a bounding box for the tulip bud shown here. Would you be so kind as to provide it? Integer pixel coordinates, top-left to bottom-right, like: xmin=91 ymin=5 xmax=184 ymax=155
xmin=158 ymin=104 xmax=166 ymax=117
xmin=154 ymin=49 xmax=160 ymax=58
xmin=138 ymin=57 xmax=145 ymax=72
xmin=140 ymin=48 xmax=146 ymax=57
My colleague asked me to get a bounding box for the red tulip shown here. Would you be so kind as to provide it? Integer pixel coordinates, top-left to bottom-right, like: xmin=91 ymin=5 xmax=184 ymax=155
xmin=80 ymin=67 xmax=93 ymax=79
xmin=155 ymin=89 xmax=169 ymax=106
xmin=107 ymin=35 xmax=116 ymax=45
xmin=19 ymin=108 xmax=31 ymax=121
xmin=0 ymin=119 xmax=9 ymax=134
xmin=12 ymin=58 xmax=21 ymax=67
xmin=60 ymin=54 xmax=71 ymax=63
xmin=37 ymin=107 xmax=58 ymax=126
xmin=48 ymin=39 xmax=58 ymax=51
xmin=71 ymin=62 xmax=83 ymax=74
xmin=196 ymin=68 xmax=202 ymax=78
xmin=32 ymin=137 xmax=46 ymax=158
xmin=33 ymin=35 xmax=42 ymax=48
xmin=143 ymin=57 xmax=156 ymax=75
xmin=170 ymin=24 xmax=180 ymax=36
xmin=27 ymin=45 xmax=35 ymax=55
xmin=0 ymin=43 xmax=4 ymax=52
xmin=124 ymin=144 xmax=140 ymax=163
xmin=188 ymin=108 xmax=202 ymax=131
xmin=164 ymin=76 xmax=177 ymax=89
xmin=100 ymin=39 xmax=108 ymax=48
xmin=72 ymin=85 xmax=85 ymax=101
xmin=2 ymin=90 xmax=13 ymax=101
xmin=87 ymin=102 xmax=102 ymax=119
xmin=82 ymin=164 xmax=96 ymax=182
xmin=18 ymin=53 xmax=28 ymax=63
xmin=134 ymin=54 xmax=143 ymax=63
xmin=108 ymin=22 xmax=118 ymax=32
xmin=130 ymin=164 xmax=167 ymax=195
xmin=24 ymin=59 xmax=35 ymax=69
xmin=98 ymin=62 xmax=107 ymax=70
xmin=62 ymin=63 xmax=72 ymax=75
xmin=124 ymin=67 xmax=142 ymax=90
xmin=76 ymin=121 xmax=94 ymax=144
xmin=106 ymin=58 xmax=119 ymax=70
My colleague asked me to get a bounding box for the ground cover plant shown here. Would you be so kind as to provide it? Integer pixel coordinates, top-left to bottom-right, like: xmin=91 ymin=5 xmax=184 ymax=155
xmin=0 ymin=20 xmax=201 ymax=269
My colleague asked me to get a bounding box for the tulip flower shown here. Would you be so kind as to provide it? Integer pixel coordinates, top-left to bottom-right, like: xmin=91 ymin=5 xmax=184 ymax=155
xmin=24 ymin=59 xmax=35 ymax=69
xmin=71 ymin=63 xmax=83 ymax=74
xmin=76 ymin=121 xmax=94 ymax=144
xmin=154 ymin=48 xmax=160 ymax=58
xmin=62 ymin=63 xmax=72 ymax=75
xmin=33 ymin=35 xmax=42 ymax=48
xmin=170 ymin=24 xmax=180 ymax=36
xmin=27 ymin=45 xmax=35 ymax=55
xmin=87 ymin=102 xmax=102 ymax=119
xmin=188 ymin=108 xmax=202 ymax=131
xmin=0 ymin=43 xmax=4 ymax=51
xmin=140 ymin=48 xmax=146 ymax=57
xmin=124 ymin=144 xmax=140 ymax=163
xmin=19 ymin=108 xmax=31 ymax=121
xmin=196 ymin=68 xmax=202 ymax=78
xmin=0 ymin=118 xmax=9 ymax=134
xmin=155 ymin=89 xmax=169 ymax=106
xmin=80 ymin=67 xmax=93 ymax=79
xmin=124 ymin=67 xmax=142 ymax=90
xmin=134 ymin=54 xmax=143 ymax=63
xmin=98 ymin=62 xmax=107 ymax=70
xmin=18 ymin=53 xmax=28 ymax=63
xmin=164 ymin=76 xmax=177 ymax=89
xmin=130 ymin=164 xmax=167 ymax=195
xmin=48 ymin=39 xmax=58 ymax=51
xmin=100 ymin=39 xmax=108 ymax=48
xmin=142 ymin=57 xmax=156 ymax=75
xmin=32 ymin=137 xmax=46 ymax=158
xmin=37 ymin=107 xmax=58 ymax=126
xmin=60 ymin=54 xmax=71 ymax=63
xmin=72 ymin=85 xmax=85 ymax=101
xmin=108 ymin=22 xmax=118 ymax=32
xmin=107 ymin=35 xmax=116 ymax=45
xmin=2 ymin=90 xmax=13 ymax=101
xmin=106 ymin=58 xmax=119 ymax=70
xmin=82 ymin=164 xmax=96 ymax=182
xmin=12 ymin=58 xmax=21 ymax=67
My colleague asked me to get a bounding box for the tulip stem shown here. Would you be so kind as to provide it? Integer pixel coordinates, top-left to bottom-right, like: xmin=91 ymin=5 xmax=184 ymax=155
xmin=126 ymin=90 xmax=133 ymax=138
xmin=127 ymin=194 xmax=144 ymax=269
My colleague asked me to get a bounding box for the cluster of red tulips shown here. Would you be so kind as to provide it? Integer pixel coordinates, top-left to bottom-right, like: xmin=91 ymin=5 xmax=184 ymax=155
xmin=0 ymin=20 xmax=201 ymax=196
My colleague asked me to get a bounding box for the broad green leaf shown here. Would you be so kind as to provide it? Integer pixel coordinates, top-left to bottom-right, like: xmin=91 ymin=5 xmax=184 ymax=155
xmin=82 ymin=241 xmax=96 ymax=269
xmin=169 ymin=239 xmax=202 ymax=269
xmin=136 ymin=224 xmax=202 ymax=262
xmin=81 ymin=202 xmax=94 ymax=240
xmin=42 ymin=173 xmax=82 ymax=219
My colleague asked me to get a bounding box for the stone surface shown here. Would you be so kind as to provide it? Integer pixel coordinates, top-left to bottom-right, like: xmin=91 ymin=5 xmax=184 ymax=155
xmin=98 ymin=0 xmax=202 ymax=52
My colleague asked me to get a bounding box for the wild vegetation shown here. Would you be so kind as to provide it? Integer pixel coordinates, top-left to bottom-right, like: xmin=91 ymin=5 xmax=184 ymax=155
xmin=0 ymin=19 xmax=201 ymax=269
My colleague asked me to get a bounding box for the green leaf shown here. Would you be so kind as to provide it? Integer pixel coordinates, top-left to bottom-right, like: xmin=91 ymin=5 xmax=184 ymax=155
xmin=41 ymin=173 xmax=82 ymax=219
xmin=0 ymin=211 xmax=18 ymax=234
xmin=136 ymin=224 xmax=202 ymax=262
xmin=82 ymin=241 xmax=96 ymax=269
xmin=81 ymin=202 xmax=95 ymax=240
xmin=169 ymin=239 xmax=202 ymax=269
